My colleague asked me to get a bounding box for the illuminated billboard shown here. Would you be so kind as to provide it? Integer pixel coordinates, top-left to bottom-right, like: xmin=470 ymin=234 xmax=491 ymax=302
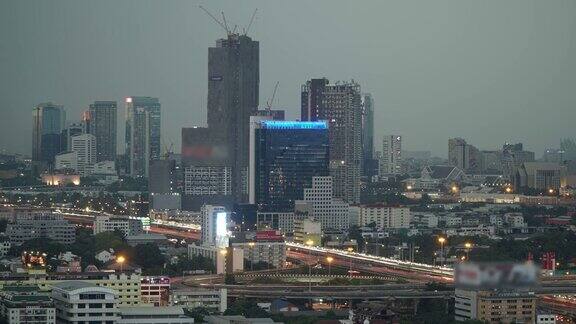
xmin=215 ymin=211 xmax=229 ymax=248
xmin=455 ymin=262 xmax=539 ymax=290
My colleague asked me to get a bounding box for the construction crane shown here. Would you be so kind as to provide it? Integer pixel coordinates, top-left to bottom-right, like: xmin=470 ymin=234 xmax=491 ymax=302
xmin=266 ymin=81 xmax=280 ymax=112
xmin=243 ymin=9 xmax=258 ymax=36
xmin=199 ymin=5 xmax=230 ymax=35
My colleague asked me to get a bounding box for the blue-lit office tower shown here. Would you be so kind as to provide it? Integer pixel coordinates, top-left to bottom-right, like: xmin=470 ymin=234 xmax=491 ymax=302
xmin=32 ymin=103 xmax=66 ymax=166
xmin=251 ymin=121 xmax=329 ymax=212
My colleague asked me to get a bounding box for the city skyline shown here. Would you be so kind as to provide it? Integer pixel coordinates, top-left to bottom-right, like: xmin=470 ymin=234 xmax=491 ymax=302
xmin=2 ymin=0 xmax=576 ymax=157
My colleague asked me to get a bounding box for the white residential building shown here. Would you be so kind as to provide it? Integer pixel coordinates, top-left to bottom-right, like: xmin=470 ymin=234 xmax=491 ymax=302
xmin=357 ymin=205 xmax=411 ymax=228
xmin=55 ymin=151 xmax=78 ymax=171
xmin=51 ymin=281 xmax=119 ymax=324
xmin=71 ymin=133 xmax=96 ymax=175
xmin=93 ymin=215 xmax=143 ymax=236
xmin=300 ymin=176 xmax=349 ymax=230
xmin=184 ymin=166 xmax=231 ymax=195
xmin=231 ymin=241 xmax=286 ymax=269
xmin=380 ymin=135 xmax=402 ymax=175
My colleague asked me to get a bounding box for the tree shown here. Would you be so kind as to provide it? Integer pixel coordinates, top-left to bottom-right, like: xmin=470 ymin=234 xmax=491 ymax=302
xmin=134 ymin=243 xmax=165 ymax=271
xmin=184 ymin=307 xmax=211 ymax=322
xmin=224 ymin=298 xmax=269 ymax=318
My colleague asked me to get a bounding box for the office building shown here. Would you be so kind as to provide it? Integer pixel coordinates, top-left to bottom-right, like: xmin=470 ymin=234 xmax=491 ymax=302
xmin=293 ymin=218 xmax=322 ymax=246
xmin=201 ymin=205 xmax=229 ymax=248
xmin=170 ymin=288 xmax=227 ymax=313
xmin=301 ymin=79 xmax=363 ymax=203
xmin=362 ymin=94 xmax=375 ymax=173
xmin=140 ymin=276 xmax=170 ymax=306
xmin=251 ymin=120 xmax=329 ymax=212
xmin=71 ymin=133 xmax=96 ymax=175
xmin=181 ymin=127 xmax=233 ymax=210
xmin=7 ymin=213 xmax=75 ymax=245
xmin=542 ymin=149 xmax=565 ymax=163
xmin=60 ymin=122 xmax=83 ymax=152
xmin=448 ymin=138 xmax=482 ymax=173
xmin=32 ymin=103 xmax=66 ymax=166
xmin=55 ymin=151 xmax=78 ymax=171
xmin=357 ymin=205 xmax=411 ymax=228
xmin=299 ymin=176 xmax=349 ymax=231
xmin=125 ymin=96 xmax=161 ymax=177
xmin=93 ymin=215 xmax=144 ymax=236
xmin=0 ymin=285 xmax=55 ymax=324
xmin=88 ymin=101 xmax=118 ymax=162
xmin=381 ymin=135 xmax=402 ymax=175
xmin=51 ymin=281 xmax=120 ymax=323
xmin=502 ymin=143 xmax=535 ymax=179
xmin=514 ymin=162 xmax=567 ymax=190
xmin=560 ymin=138 xmax=576 ymax=160
xmin=256 ymin=212 xmax=294 ymax=233
xmin=207 ymin=34 xmax=259 ymax=203
xmin=149 ymin=159 xmax=176 ymax=194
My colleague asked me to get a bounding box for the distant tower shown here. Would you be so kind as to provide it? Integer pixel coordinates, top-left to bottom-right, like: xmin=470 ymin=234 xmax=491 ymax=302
xmin=381 ymin=135 xmax=402 ymax=175
xmin=301 ymin=79 xmax=362 ymax=203
xmin=32 ymin=103 xmax=66 ymax=166
xmin=207 ymin=34 xmax=259 ymax=203
xmin=89 ymin=101 xmax=117 ymax=162
xmin=125 ymin=97 xmax=161 ymax=177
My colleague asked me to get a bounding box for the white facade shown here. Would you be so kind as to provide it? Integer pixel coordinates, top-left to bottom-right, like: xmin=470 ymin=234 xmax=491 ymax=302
xmin=301 ymin=176 xmax=349 ymax=230
xmin=55 ymin=151 xmax=78 ymax=171
xmin=357 ymin=205 xmax=411 ymax=228
xmin=380 ymin=135 xmax=402 ymax=175
xmin=184 ymin=166 xmax=231 ymax=195
xmin=51 ymin=282 xmax=119 ymax=324
xmin=71 ymin=133 xmax=96 ymax=176
xmin=93 ymin=215 xmax=144 ymax=236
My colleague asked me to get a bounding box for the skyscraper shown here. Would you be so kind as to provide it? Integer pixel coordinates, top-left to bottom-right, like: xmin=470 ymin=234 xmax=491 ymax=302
xmin=448 ymin=138 xmax=481 ymax=173
xmin=207 ymin=34 xmax=259 ymax=203
xmin=301 ymin=79 xmax=362 ymax=203
xmin=251 ymin=120 xmax=329 ymax=212
xmin=89 ymin=101 xmax=117 ymax=162
xmin=125 ymin=97 xmax=161 ymax=177
xmin=71 ymin=134 xmax=96 ymax=176
xmin=362 ymin=94 xmax=375 ymax=171
xmin=381 ymin=135 xmax=402 ymax=175
xmin=32 ymin=103 xmax=66 ymax=166
xmin=60 ymin=122 xmax=83 ymax=152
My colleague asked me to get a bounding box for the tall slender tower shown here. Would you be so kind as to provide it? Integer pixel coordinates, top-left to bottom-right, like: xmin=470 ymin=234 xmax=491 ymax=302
xmin=32 ymin=103 xmax=66 ymax=166
xmin=207 ymin=34 xmax=259 ymax=202
xmin=89 ymin=101 xmax=117 ymax=162
xmin=301 ymin=79 xmax=362 ymax=203
xmin=125 ymin=97 xmax=160 ymax=177
xmin=362 ymin=94 xmax=375 ymax=167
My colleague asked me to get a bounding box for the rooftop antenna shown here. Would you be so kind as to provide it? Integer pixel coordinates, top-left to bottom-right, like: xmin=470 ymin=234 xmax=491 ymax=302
xmin=199 ymin=5 xmax=230 ymax=36
xmin=266 ymin=81 xmax=280 ymax=112
xmin=244 ymin=8 xmax=258 ymax=36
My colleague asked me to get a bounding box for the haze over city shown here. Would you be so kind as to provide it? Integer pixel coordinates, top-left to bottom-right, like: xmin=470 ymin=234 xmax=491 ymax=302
xmin=2 ymin=0 xmax=575 ymax=157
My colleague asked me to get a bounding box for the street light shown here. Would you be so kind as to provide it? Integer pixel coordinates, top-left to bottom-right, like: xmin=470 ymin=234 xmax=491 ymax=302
xmin=305 ymin=240 xmax=314 ymax=292
xmin=464 ymin=242 xmax=472 ymax=261
xmin=347 ymin=247 xmax=354 ymax=277
xmin=116 ymin=255 xmax=125 ymax=272
xmin=438 ymin=237 xmax=446 ymax=267
xmin=326 ymin=256 xmax=334 ymax=277
xmin=248 ymin=242 xmax=255 ymax=271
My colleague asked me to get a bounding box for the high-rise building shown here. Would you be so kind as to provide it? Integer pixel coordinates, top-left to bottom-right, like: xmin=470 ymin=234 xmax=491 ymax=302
xmin=560 ymin=138 xmax=576 ymax=160
xmin=149 ymin=159 xmax=176 ymax=194
xmin=125 ymin=97 xmax=161 ymax=177
xmin=251 ymin=120 xmax=329 ymax=212
xmin=181 ymin=127 xmax=233 ymax=210
xmin=88 ymin=101 xmax=117 ymax=162
xmin=71 ymin=134 xmax=96 ymax=176
xmin=201 ymin=205 xmax=229 ymax=248
xmin=32 ymin=103 xmax=66 ymax=166
xmin=301 ymin=79 xmax=362 ymax=203
xmin=300 ymin=176 xmax=349 ymax=231
xmin=207 ymin=34 xmax=259 ymax=203
xmin=362 ymin=94 xmax=375 ymax=173
xmin=448 ymin=138 xmax=482 ymax=173
xmin=60 ymin=122 xmax=83 ymax=152
xmin=380 ymin=135 xmax=402 ymax=175
xmin=502 ymin=143 xmax=535 ymax=179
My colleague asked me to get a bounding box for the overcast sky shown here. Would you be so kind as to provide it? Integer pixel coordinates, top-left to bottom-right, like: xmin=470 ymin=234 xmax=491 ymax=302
xmin=1 ymin=0 xmax=575 ymax=158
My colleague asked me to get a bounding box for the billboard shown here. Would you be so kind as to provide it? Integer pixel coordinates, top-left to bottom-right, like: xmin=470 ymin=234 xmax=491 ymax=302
xmin=455 ymin=262 xmax=539 ymax=290
xmin=215 ymin=211 xmax=229 ymax=249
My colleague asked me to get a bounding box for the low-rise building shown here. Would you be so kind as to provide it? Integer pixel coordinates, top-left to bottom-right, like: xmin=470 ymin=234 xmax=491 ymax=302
xmin=51 ymin=281 xmax=120 ymax=324
xmin=293 ymin=218 xmax=321 ymax=246
xmin=171 ymin=288 xmax=227 ymax=313
xmin=231 ymin=241 xmax=286 ymax=269
xmin=0 ymin=285 xmax=55 ymax=324
xmin=118 ymin=306 xmax=193 ymax=324
xmin=94 ymin=215 xmax=144 ymax=236
xmin=7 ymin=213 xmax=75 ymax=245
xmin=455 ymin=289 xmax=536 ymax=324
xmin=356 ymin=205 xmax=411 ymax=229
xmin=140 ymin=276 xmax=170 ymax=306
